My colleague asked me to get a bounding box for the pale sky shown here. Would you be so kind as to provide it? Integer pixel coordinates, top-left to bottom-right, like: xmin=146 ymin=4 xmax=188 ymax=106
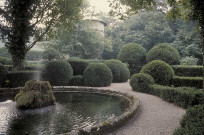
xmin=88 ymin=0 xmax=111 ymax=13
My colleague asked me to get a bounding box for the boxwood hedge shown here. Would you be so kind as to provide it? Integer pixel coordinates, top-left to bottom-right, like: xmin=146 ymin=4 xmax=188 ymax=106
xmin=83 ymin=63 xmax=112 ymax=87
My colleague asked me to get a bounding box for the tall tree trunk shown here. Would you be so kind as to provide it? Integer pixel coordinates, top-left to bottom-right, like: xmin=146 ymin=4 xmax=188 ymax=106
xmin=13 ymin=57 xmax=25 ymax=71
xmin=201 ymin=26 xmax=204 ymax=90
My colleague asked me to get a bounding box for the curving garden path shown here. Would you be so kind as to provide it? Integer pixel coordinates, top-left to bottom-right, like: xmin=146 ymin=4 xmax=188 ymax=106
xmin=96 ymin=81 xmax=186 ymax=135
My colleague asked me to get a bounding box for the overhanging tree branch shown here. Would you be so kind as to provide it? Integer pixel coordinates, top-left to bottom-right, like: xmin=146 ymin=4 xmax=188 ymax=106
xmin=26 ymin=19 xmax=55 ymax=51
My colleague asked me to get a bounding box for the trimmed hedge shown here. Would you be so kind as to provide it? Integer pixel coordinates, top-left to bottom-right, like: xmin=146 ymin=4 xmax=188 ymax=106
xmin=130 ymin=73 xmax=154 ymax=93
xmin=140 ymin=60 xmax=174 ymax=85
xmin=118 ymin=43 xmax=147 ymax=66
xmin=0 ymin=57 xmax=12 ymax=65
xmin=83 ymin=63 xmax=112 ymax=87
xmin=150 ymin=85 xmax=204 ymax=108
xmin=0 ymin=64 xmax=8 ymax=87
xmin=69 ymin=75 xmax=84 ymax=86
xmin=146 ymin=43 xmax=180 ymax=65
xmin=42 ymin=60 xmax=73 ymax=86
xmin=174 ymin=105 xmax=204 ymax=135
xmin=6 ymin=71 xmax=36 ymax=87
xmin=172 ymin=76 xmax=203 ymax=88
xmin=172 ymin=65 xmax=203 ymax=77
xmin=67 ymin=59 xmax=89 ymax=75
xmin=105 ymin=60 xmax=130 ymax=82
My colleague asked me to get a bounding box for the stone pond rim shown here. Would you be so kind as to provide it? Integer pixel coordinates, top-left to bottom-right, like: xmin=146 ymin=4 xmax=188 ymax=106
xmin=0 ymin=86 xmax=140 ymax=135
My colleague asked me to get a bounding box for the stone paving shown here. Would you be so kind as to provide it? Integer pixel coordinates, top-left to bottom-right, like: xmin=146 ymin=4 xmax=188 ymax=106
xmin=96 ymin=81 xmax=186 ymax=135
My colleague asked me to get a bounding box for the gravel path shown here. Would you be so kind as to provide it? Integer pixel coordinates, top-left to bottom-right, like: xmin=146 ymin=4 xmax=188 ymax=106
xmin=96 ymin=82 xmax=186 ymax=135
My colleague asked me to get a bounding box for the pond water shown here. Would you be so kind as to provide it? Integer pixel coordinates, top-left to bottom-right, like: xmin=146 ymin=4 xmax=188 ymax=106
xmin=0 ymin=92 xmax=129 ymax=134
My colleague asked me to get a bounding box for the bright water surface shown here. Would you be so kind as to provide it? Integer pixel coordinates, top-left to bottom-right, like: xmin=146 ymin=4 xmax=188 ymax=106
xmin=0 ymin=92 xmax=129 ymax=135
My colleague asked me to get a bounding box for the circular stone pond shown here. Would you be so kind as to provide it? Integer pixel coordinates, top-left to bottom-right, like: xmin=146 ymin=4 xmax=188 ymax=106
xmin=0 ymin=87 xmax=139 ymax=135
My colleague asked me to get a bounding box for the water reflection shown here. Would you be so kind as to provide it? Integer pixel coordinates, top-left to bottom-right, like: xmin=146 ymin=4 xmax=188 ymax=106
xmin=0 ymin=92 xmax=129 ymax=134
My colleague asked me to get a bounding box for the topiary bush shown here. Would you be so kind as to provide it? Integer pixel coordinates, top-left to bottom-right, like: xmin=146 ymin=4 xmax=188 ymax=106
xmin=118 ymin=43 xmax=147 ymax=66
xmin=83 ymin=63 xmax=112 ymax=87
xmin=105 ymin=60 xmax=130 ymax=82
xmin=69 ymin=75 xmax=84 ymax=86
xmin=146 ymin=43 xmax=180 ymax=65
xmin=42 ymin=60 xmax=73 ymax=86
xmin=140 ymin=60 xmax=174 ymax=85
xmin=42 ymin=48 xmax=61 ymax=61
xmin=0 ymin=64 xmax=8 ymax=87
xmin=174 ymin=105 xmax=204 ymax=135
xmin=67 ymin=59 xmax=89 ymax=75
xmin=130 ymin=73 xmax=154 ymax=93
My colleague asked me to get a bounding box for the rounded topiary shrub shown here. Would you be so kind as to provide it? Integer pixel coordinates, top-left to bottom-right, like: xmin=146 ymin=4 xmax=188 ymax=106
xmin=42 ymin=48 xmax=61 ymax=61
xmin=118 ymin=43 xmax=147 ymax=66
xmin=83 ymin=63 xmax=112 ymax=87
xmin=130 ymin=73 xmax=154 ymax=93
xmin=0 ymin=64 xmax=8 ymax=87
xmin=69 ymin=75 xmax=84 ymax=86
xmin=140 ymin=60 xmax=174 ymax=85
xmin=146 ymin=43 xmax=180 ymax=65
xmin=67 ymin=59 xmax=89 ymax=75
xmin=105 ymin=60 xmax=130 ymax=82
xmin=43 ymin=60 xmax=73 ymax=86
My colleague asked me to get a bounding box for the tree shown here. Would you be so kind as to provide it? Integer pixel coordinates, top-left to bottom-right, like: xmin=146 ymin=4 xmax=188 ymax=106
xmin=111 ymin=0 xmax=204 ymax=88
xmin=104 ymin=11 xmax=175 ymax=59
xmin=0 ymin=0 xmax=83 ymax=70
xmin=171 ymin=21 xmax=202 ymax=64
xmin=41 ymin=20 xmax=112 ymax=59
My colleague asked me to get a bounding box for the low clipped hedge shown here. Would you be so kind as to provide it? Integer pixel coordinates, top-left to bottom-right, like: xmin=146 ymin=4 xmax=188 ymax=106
xmin=130 ymin=73 xmax=154 ymax=93
xmin=6 ymin=71 xmax=36 ymax=87
xmin=174 ymin=105 xmax=204 ymax=135
xmin=118 ymin=43 xmax=147 ymax=66
xmin=172 ymin=76 xmax=203 ymax=88
xmin=0 ymin=57 xmax=12 ymax=65
xmin=140 ymin=60 xmax=174 ymax=85
xmin=150 ymin=85 xmax=204 ymax=109
xmin=105 ymin=60 xmax=130 ymax=82
xmin=146 ymin=43 xmax=180 ymax=65
xmin=69 ymin=75 xmax=84 ymax=86
xmin=172 ymin=65 xmax=203 ymax=77
xmin=42 ymin=60 xmax=73 ymax=86
xmin=24 ymin=65 xmax=44 ymax=71
xmin=83 ymin=63 xmax=112 ymax=87
xmin=0 ymin=64 xmax=8 ymax=87
xmin=67 ymin=59 xmax=89 ymax=75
